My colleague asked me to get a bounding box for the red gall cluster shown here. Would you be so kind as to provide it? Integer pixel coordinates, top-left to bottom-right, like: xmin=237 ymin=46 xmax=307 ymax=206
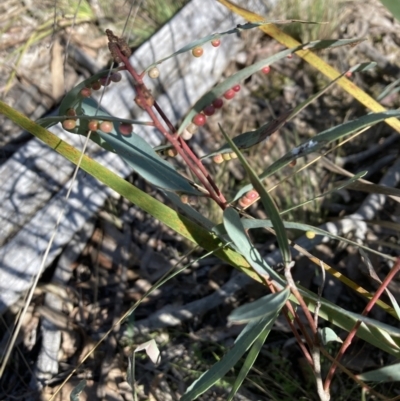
xmin=79 ymin=72 xmax=122 ymax=98
xmin=190 ymin=84 xmax=241 ymax=130
xmin=61 ymin=116 xmax=133 ymax=137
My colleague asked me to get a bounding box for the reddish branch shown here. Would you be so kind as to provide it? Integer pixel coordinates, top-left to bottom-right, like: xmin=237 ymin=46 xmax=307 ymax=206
xmin=106 ymin=30 xmax=227 ymax=208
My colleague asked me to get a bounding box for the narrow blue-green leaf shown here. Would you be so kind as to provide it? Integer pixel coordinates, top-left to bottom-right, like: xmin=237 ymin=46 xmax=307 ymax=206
xmin=379 ymin=0 xmax=400 ymax=22
xmin=181 ymin=313 xmax=277 ymax=401
xmin=227 ymin=325 xmax=271 ymax=401
xmin=220 ymin=125 xmax=291 ymax=266
xmin=377 ymin=77 xmax=400 ymax=101
xmin=202 ymin=62 xmax=376 ymax=159
xmin=229 ymin=288 xmax=290 ymax=323
xmin=178 ymin=37 xmax=364 ymax=134
xmin=96 ymin=129 xmax=202 ymax=195
xmin=70 ymin=379 xmax=87 ymax=401
xmin=234 ymin=109 xmax=400 ymax=200
xmin=223 ymin=207 xmax=285 ymax=285
xmin=357 ymin=362 xmax=400 ymax=382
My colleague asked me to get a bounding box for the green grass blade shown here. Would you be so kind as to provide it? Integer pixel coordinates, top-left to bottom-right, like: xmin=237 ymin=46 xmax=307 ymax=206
xmin=220 ymin=125 xmax=291 ymax=267
xmin=181 ymin=313 xmax=278 ymax=401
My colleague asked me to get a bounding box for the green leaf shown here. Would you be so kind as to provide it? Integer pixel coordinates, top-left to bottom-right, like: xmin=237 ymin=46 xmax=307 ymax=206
xmin=220 ymin=125 xmax=291 ymax=267
xmin=234 ymin=110 xmax=400 ymax=200
xmin=178 ymin=37 xmax=365 ymax=134
xmin=227 ymin=326 xmax=270 ymax=401
xmin=377 ymin=77 xmax=400 ymax=101
xmin=223 ymin=207 xmax=285 ymax=285
xmin=319 ymin=327 xmax=343 ymax=345
xmin=181 ymin=312 xmax=279 ymax=400
xmin=229 ymin=288 xmax=290 ymax=323
xmin=357 ymin=362 xmax=400 ymax=382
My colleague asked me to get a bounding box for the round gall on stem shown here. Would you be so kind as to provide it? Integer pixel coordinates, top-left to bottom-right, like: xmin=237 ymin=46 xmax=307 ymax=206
xmin=192 ymin=113 xmax=206 ymax=126
xmin=148 ymin=67 xmax=160 ymax=79
xmin=223 ymin=89 xmax=235 ymax=100
xmin=119 ymin=123 xmax=133 ymax=136
xmin=91 ymin=81 xmax=102 ymax=90
xmin=166 ymin=148 xmax=178 ymax=157
xmin=203 ymin=105 xmax=215 ymax=116
xmin=238 ymin=197 xmax=251 ymax=208
xmin=99 ymin=121 xmax=113 ymax=133
xmin=232 ymin=84 xmax=241 ymax=92
xmin=66 ymin=108 xmax=76 ymax=117
xmin=100 ymin=77 xmax=111 ymax=86
xmin=88 ymin=120 xmax=99 ymax=131
xmin=80 ymin=87 xmax=92 ymax=98
xmin=186 ymin=122 xmax=198 ymax=134
xmin=212 ymin=154 xmax=224 ymax=164
xmin=222 ymin=153 xmax=232 ymax=161
xmin=192 ymin=46 xmax=204 ymax=57
xmin=212 ymin=98 xmax=224 ymax=109
xmin=62 ymin=119 xmax=77 ymax=130
xmin=261 ymin=66 xmax=271 ymax=74
xmin=211 ymin=39 xmax=221 ymax=47
xmin=181 ymin=129 xmax=193 ymax=141
xmin=110 ymin=72 xmax=122 ymax=82
xmin=245 ymin=190 xmax=259 ymax=201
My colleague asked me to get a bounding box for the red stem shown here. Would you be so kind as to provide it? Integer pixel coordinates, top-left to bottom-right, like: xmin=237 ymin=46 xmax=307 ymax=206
xmin=324 ymin=257 xmax=400 ymax=391
xmin=113 ymin=46 xmax=227 ymax=208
